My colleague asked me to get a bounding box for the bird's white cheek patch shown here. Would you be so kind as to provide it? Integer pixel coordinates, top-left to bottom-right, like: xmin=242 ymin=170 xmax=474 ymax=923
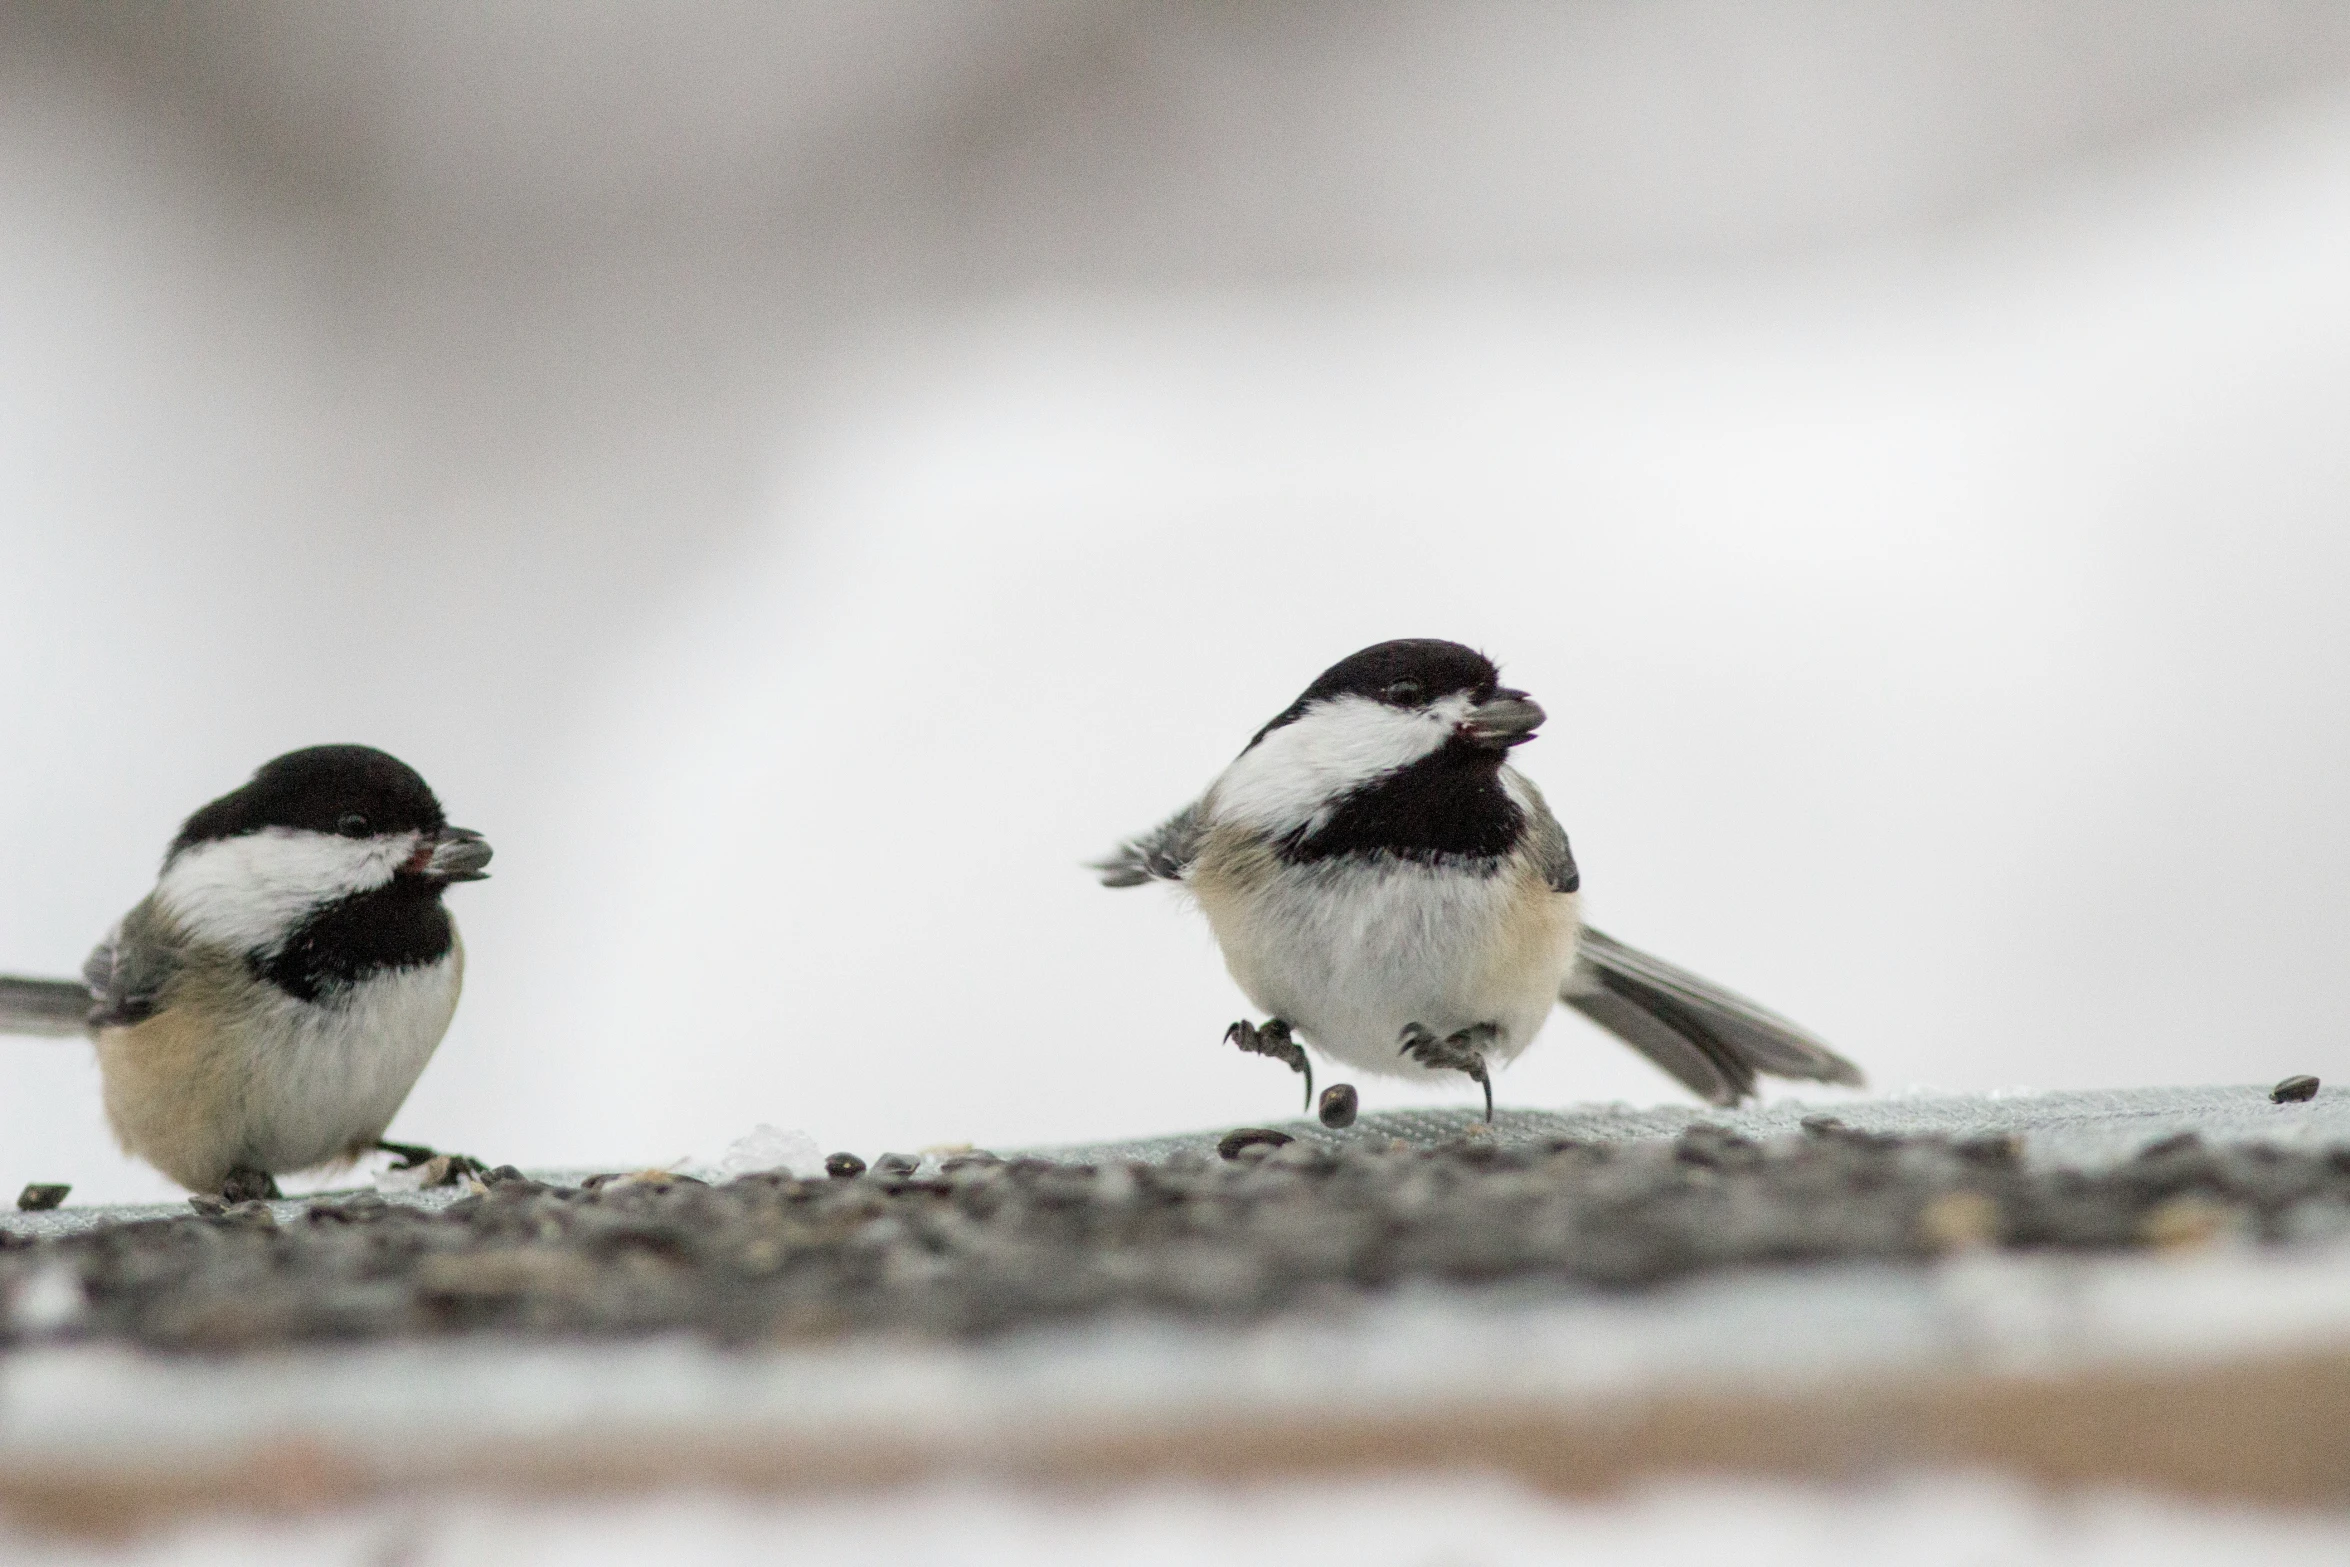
xmin=1211 ymin=694 xmax=1466 ymax=838
xmin=157 ymin=830 xmax=412 ymax=955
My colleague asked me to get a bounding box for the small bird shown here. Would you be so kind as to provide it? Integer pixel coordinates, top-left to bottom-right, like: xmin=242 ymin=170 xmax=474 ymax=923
xmin=1097 ymin=639 xmax=1862 ymax=1117
xmin=0 ymin=745 xmax=491 ymax=1200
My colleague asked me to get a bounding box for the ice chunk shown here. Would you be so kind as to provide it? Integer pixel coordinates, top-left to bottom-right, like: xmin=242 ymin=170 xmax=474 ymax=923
xmin=684 ymin=1124 xmax=825 ymax=1181
xmin=374 ymin=1162 xmax=434 ymax=1194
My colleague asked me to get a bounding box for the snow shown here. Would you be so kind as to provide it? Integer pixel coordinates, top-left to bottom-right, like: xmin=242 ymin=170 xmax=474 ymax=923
xmin=6 ymin=1474 xmax=2349 ymax=1566
xmin=7 ymin=1237 xmax=2348 ymax=1465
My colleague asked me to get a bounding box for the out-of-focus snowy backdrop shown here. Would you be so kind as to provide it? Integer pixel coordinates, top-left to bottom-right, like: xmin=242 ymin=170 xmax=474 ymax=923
xmin=6 ymin=2 xmax=2350 ymax=1201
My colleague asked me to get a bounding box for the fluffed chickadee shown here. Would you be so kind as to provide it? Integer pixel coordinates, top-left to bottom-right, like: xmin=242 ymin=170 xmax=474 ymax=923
xmin=1097 ymin=639 xmax=1862 ymax=1118
xmin=0 ymin=745 xmax=491 ymax=1199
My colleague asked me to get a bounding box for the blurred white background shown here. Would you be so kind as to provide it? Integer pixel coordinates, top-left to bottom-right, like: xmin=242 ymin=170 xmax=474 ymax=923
xmin=6 ymin=2 xmax=2350 ymax=1200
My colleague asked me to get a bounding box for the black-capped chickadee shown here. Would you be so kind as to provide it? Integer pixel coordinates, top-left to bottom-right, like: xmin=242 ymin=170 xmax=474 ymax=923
xmin=0 ymin=745 xmax=491 ymax=1200
xmin=1098 ymin=639 xmax=1863 ymax=1118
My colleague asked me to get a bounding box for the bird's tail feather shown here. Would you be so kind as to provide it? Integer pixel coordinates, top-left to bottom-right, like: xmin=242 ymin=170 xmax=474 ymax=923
xmin=0 ymin=976 xmax=92 ymax=1037
xmin=1562 ymin=927 xmax=1862 ymax=1107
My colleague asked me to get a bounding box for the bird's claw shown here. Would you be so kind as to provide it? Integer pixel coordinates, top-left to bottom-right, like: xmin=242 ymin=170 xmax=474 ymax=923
xmin=218 ymin=1165 xmax=282 ymax=1203
xmin=1399 ymin=1023 xmax=1497 ymax=1122
xmin=376 ymin=1140 xmax=490 ymax=1186
xmin=1226 ymin=1017 xmax=1314 ymax=1111
xmin=376 ymin=1138 xmax=437 ymax=1170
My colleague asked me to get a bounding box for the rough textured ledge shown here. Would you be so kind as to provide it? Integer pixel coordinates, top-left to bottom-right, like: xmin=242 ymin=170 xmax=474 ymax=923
xmin=3 ymin=1086 xmax=2347 ymax=1532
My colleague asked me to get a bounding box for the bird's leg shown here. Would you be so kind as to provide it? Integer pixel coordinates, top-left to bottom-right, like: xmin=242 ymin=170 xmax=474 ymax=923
xmin=1398 ymin=1022 xmax=1498 ymax=1122
xmin=375 ymin=1139 xmax=489 ymax=1184
xmin=218 ymin=1165 xmax=282 ymax=1203
xmin=1225 ymin=1017 xmax=1313 ymax=1112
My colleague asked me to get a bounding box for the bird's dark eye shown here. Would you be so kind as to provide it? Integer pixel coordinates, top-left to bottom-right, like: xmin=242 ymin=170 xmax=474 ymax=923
xmin=336 ymin=813 xmax=370 ymax=837
xmin=1383 ymin=680 xmax=1426 ymax=705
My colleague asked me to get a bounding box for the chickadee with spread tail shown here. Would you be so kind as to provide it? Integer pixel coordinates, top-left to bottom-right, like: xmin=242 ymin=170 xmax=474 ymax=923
xmin=0 ymin=745 xmax=491 ymax=1200
xmin=1098 ymin=639 xmax=1862 ymax=1118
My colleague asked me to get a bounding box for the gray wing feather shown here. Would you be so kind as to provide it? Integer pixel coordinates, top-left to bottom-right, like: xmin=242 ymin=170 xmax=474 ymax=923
xmin=1563 ymin=926 xmax=1863 ymax=1107
xmin=3 ymin=905 xmax=184 ymax=1035
xmin=1525 ymin=804 xmax=1579 ymax=894
xmin=1094 ymin=800 xmax=1206 ymax=888
xmin=81 ymin=901 xmax=183 ymax=1028
xmin=1506 ymin=768 xmax=1579 ymax=892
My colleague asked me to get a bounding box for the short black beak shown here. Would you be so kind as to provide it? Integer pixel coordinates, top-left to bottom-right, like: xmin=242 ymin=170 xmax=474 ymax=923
xmin=423 ymin=826 xmax=493 ymax=882
xmin=1457 ymin=689 xmax=1546 ymax=750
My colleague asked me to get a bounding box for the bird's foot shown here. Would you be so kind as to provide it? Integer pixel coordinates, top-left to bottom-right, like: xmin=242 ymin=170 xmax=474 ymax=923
xmin=1399 ymin=1022 xmax=1497 ymax=1122
xmin=218 ymin=1165 xmax=282 ymax=1203
xmin=1225 ymin=1017 xmax=1314 ymax=1112
xmin=375 ymin=1140 xmax=489 ymax=1186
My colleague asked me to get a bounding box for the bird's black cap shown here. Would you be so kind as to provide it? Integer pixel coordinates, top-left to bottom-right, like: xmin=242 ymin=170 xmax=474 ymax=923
xmin=170 ymin=745 xmax=449 ymax=859
xmin=1252 ymin=639 xmax=1502 ymax=746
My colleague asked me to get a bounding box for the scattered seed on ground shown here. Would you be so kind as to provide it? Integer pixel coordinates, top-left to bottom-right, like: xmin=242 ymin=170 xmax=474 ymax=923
xmin=1218 ymin=1127 xmax=1294 ymax=1159
xmin=2273 ymin=1075 xmax=2322 ymax=1104
xmin=14 ymin=1185 xmax=69 ymax=1213
xmin=6 ymin=1124 xmax=2350 ymax=1354
xmin=1318 ymin=1085 xmax=1359 ymax=1129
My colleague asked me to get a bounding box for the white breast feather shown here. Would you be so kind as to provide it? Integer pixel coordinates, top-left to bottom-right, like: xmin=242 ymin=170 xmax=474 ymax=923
xmin=234 ymin=947 xmax=463 ymax=1172
xmin=1212 ymin=855 xmax=1575 ymax=1077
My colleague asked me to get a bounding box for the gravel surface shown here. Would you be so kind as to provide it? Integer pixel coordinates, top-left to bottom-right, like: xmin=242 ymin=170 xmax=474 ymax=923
xmin=7 ymin=1104 xmax=2350 ymax=1354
